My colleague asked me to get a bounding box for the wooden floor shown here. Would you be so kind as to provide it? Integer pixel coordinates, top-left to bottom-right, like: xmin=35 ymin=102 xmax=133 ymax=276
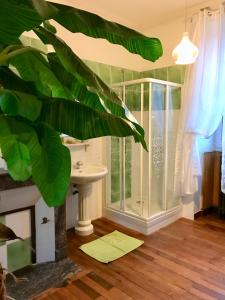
xmin=37 ymin=216 xmax=225 ymax=300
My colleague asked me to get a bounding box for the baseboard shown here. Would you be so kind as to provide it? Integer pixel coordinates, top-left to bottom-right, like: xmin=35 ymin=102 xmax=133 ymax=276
xmin=103 ymin=206 xmax=182 ymax=235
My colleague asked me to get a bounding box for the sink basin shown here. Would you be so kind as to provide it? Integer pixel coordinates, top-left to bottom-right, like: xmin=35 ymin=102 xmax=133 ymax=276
xmin=71 ymin=163 xmax=108 ymax=185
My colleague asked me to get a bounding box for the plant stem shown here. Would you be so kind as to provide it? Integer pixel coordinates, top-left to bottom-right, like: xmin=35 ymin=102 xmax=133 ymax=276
xmin=0 ymin=45 xmax=22 ymax=56
xmin=0 ymin=46 xmax=46 ymax=65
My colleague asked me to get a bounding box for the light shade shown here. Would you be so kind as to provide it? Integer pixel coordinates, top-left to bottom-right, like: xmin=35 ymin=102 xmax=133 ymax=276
xmin=172 ymin=32 xmax=199 ymax=65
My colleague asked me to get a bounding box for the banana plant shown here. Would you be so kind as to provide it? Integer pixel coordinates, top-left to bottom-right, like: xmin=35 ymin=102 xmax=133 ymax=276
xmin=0 ymin=0 xmax=163 ymax=207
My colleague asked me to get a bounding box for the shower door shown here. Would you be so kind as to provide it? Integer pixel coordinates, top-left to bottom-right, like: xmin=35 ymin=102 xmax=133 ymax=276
xmin=107 ymin=83 xmax=149 ymax=217
xmin=166 ymin=85 xmax=181 ymax=209
xmin=107 ymin=79 xmax=182 ymax=219
xmin=150 ymin=82 xmax=166 ymax=215
xmin=150 ymin=82 xmax=181 ymax=213
xmin=124 ymin=83 xmax=149 ymax=217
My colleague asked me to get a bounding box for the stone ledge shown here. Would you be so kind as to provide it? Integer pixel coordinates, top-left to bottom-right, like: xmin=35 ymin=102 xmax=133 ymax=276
xmin=6 ymin=258 xmax=81 ymax=300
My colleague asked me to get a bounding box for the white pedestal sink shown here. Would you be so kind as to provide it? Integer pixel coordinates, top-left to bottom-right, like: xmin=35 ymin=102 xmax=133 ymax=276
xmin=71 ymin=163 xmax=108 ymax=236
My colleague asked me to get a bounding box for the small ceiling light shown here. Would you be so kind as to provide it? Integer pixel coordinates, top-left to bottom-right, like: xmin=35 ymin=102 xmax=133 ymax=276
xmin=172 ymin=32 xmax=199 ymax=64
xmin=172 ymin=0 xmax=199 ymax=64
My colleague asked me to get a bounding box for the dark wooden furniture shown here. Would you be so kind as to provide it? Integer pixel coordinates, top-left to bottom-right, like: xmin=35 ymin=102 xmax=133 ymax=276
xmin=0 ymin=172 xmax=34 ymax=191
xmin=202 ymin=151 xmax=221 ymax=209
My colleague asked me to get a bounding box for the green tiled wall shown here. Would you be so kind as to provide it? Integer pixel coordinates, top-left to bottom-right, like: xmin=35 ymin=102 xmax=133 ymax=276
xmin=84 ymin=60 xmax=141 ymax=85
xmin=141 ymin=65 xmax=185 ymax=84
xmin=111 ymin=137 xmax=121 ymax=203
xmin=125 ymin=137 xmax=132 ymax=199
xmin=85 ymin=61 xmax=185 ymax=85
xmin=84 ymin=60 xmax=183 ymax=205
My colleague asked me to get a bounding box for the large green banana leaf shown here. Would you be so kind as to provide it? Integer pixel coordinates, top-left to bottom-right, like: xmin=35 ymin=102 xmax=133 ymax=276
xmin=0 ymin=116 xmax=71 ymax=206
xmin=0 ymin=0 xmax=163 ymax=207
xmin=0 ymin=66 xmax=40 ymax=95
xmin=10 ymin=51 xmax=68 ymax=98
xmin=41 ymin=97 xmax=143 ymax=142
xmin=0 ymin=1 xmax=42 ymax=44
xmin=4 ymin=36 xmax=146 ymax=147
xmin=0 ymin=1 xmax=162 ymax=62
xmin=34 ymin=28 xmax=145 ymax=142
xmin=0 ymin=69 xmax=144 ymax=145
xmin=1 ymin=138 xmax=31 ymax=181
xmin=50 ymin=2 xmax=163 ymax=62
xmin=0 ymin=70 xmax=145 ymax=207
xmin=0 ymin=89 xmax=42 ymax=121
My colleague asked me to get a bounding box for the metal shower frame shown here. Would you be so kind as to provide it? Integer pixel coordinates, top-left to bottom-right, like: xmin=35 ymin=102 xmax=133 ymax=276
xmin=106 ymin=78 xmax=183 ymax=219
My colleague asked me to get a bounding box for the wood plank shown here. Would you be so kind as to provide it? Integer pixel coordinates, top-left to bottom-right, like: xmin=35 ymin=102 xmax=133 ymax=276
xmin=73 ymin=278 xmax=101 ymax=299
xmin=86 ymin=272 xmax=114 ymax=290
xmin=202 ymin=151 xmax=221 ymax=208
xmin=36 ymin=215 xmax=225 ymax=300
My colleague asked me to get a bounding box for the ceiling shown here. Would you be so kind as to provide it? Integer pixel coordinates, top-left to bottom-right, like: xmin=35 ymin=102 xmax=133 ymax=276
xmin=52 ymin=0 xmax=220 ymax=30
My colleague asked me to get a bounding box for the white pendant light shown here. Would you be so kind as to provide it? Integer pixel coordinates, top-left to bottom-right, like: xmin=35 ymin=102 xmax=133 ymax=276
xmin=172 ymin=0 xmax=199 ymax=64
xmin=172 ymin=32 xmax=199 ymax=64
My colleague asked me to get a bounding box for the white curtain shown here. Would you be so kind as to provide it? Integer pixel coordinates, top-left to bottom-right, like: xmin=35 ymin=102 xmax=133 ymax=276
xmin=175 ymin=6 xmax=225 ymax=196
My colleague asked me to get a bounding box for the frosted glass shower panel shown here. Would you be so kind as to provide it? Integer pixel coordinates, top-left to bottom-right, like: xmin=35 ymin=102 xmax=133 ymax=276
xmin=142 ymin=83 xmax=150 ymax=218
xmin=109 ymin=86 xmax=123 ymax=209
xmin=124 ymin=84 xmax=142 ymax=215
xmin=166 ymin=86 xmax=181 ymax=209
xmin=106 ymin=78 xmax=182 ymax=224
xmin=110 ymin=137 xmax=122 ymax=208
xmin=150 ymin=83 xmax=166 ymax=215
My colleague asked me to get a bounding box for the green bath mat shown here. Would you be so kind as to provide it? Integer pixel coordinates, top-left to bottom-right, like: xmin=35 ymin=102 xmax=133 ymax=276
xmin=80 ymin=230 xmax=144 ymax=263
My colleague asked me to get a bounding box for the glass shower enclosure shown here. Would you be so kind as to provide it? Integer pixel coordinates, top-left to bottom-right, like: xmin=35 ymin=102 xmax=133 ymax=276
xmin=104 ymin=78 xmax=182 ymax=234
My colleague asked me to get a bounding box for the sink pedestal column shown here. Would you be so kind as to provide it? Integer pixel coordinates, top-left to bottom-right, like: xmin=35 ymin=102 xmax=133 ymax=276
xmin=75 ymin=184 xmax=93 ymax=236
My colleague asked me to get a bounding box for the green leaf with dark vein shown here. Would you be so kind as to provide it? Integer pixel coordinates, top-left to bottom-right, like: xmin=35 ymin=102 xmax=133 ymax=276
xmin=0 ymin=116 xmax=39 ymax=181
xmin=32 ymin=124 xmax=71 ymax=207
xmin=0 ymin=0 xmax=42 ymax=44
xmin=1 ymin=139 xmax=31 ymax=181
xmin=0 ymin=66 xmax=40 ymax=95
xmin=41 ymin=97 xmax=145 ymax=146
xmin=49 ymin=2 xmax=163 ymax=62
xmin=0 ymin=116 xmax=71 ymax=207
xmin=0 ymin=116 xmax=39 ymax=149
xmin=10 ymin=51 xmax=68 ymax=98
xmin=0 ymin=89 xmax=42 ymax=121
xmin=47 ymin=53 xmax=110 ymax=112
xmin=0 ymin=65 xmax=146 ymax=147
xmin=0 ymin=0 xmax=162 ymax=61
